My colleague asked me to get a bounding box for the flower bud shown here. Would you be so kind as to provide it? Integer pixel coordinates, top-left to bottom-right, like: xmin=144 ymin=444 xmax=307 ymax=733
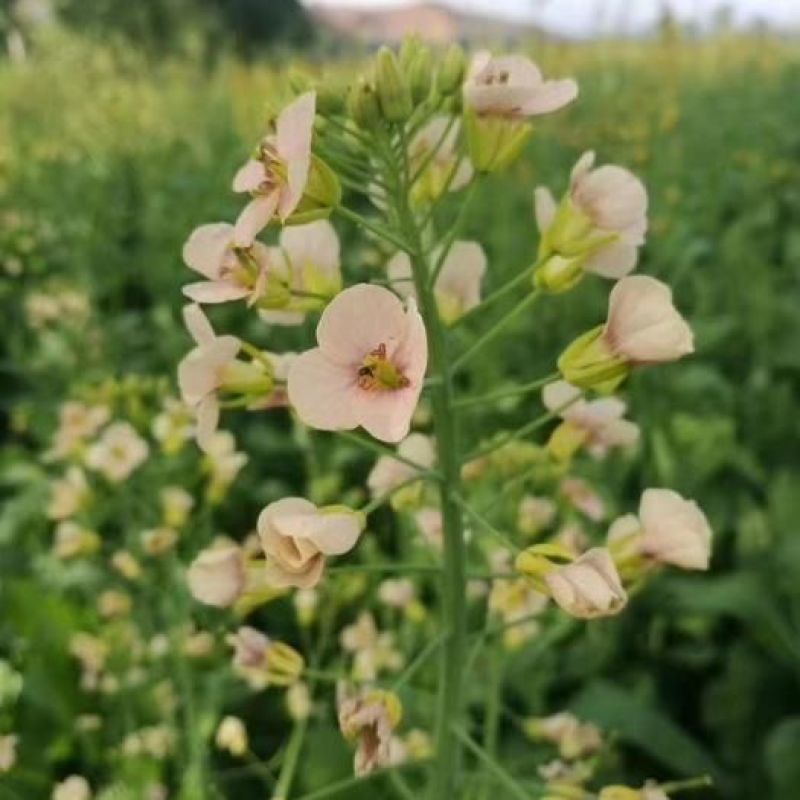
xmin=534 ymin=254 xmax=587 ymax=294
xmin=437 ymin=44 xmax=467 ymax=95
xmin=285 ymin=155 xmax=342 ymax=225
xmin=266 ymin=641 xmax=305 ymax=686
xmin=215 ymin=716 xmax=248 ymax=757
xmin=347 ymin=77 xmax=382 ymax=130
xmin=464 ymin=109 xmax=533 ymax=173
xmin=375 ymin=47 xmax=413 ymax=124
xmin=557 ymin=325 xmax=629 ymax=394
xmin=408 ymin=48 xmax=434 ymax=104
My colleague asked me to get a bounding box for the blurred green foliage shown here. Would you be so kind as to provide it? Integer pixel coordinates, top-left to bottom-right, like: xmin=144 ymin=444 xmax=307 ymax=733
xmin=0 ymin=27 xmax=799 ymax=800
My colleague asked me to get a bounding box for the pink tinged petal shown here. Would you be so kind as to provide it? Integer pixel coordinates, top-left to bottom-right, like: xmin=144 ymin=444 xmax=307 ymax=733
xmin=195 ymin=395 xmax=220 ymax=450
xmin=259 ymin=308 xmax=306 ymax=326
xmin=233 ymin=159 xmax=267 ymax=193
xmin=275 ymin=511 xmax=363 ymax=556
xmin=436 ymin=241 xmax=487 ymax=313
xmin=279 ymin=154 xmax=311 ymax=221
xmin=276 ymin=92 xmax=316 ymax=162
xmin=316 ymin=284 xmax=409 ymax=365
xmin=534 ymin=186 xmax=558 ymax=232
xmin=182 ymin=223 xmax=235 ymax=279
xmin=583 ymin=239 xmax=639 ymax=279
xmin=182 ymin=281 xmax=251 ymax=304
xmin=450 ymin=158 xmax=474 ymax=192
xmin=573 ymin=165 xmax=648 ymax=237
xmin=570 ymin=151 xmax=596 ymax=186
xmin=178 ymin=337 xmax=241 ymax=404
xmin=183 ymin=303 xmax=215 ymax=346
xmin=233 ymin=191 xmax=280 ymax=248
xmin=386 ymin=251 xmax=416 ymax=301
xmin=542 ymin=380 xmax=585 ymax=418
xmin=287 ymin=348 xmax=360 ymax=432
xmin=265 ymin=557 xmax=325 ymax=589
xmin=354 ymin=388 xmax=418 ymax=443
xmin=520 ymin=78 xmax=579 ymax=115
xmin=281 ymin=219 xmax=341 ymax=277
xmin=606 ymin=275 xmax=694 ymax=363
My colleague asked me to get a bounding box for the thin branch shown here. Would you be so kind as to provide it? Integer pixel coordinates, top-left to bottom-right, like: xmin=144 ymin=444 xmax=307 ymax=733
xmin=454 ymin=373 xmax=559 ymax=411
xmin=335 ymin=429 xmax=441 ymax=479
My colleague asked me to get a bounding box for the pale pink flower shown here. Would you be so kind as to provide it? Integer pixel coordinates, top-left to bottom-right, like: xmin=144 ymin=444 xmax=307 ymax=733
xmin=543 ymin=380 xmax=639 ymax=458
xmin=182 ymin=222 xmax=270 ymax=305
xmin=409 ymin=115 xmax=473 ymax=198
xmin=177 ymin=304 xmax=241 ymax=449
xmin=287 ymin=284 xmax=428 ymax=443
xmin=414 ymin=507 xmax=443 ymax=549
xmin=85 ymin=422 xmax=149 ymax=483
xmin=232 ymin=92 xmax=316 ymax=246
xmin=260 ymin=219 xmax=341 ymax=325
xmin=536 ymin=151 xmax=648 ymax=279
xmin=186 ymin=542 xmax=246 ymax=607
xmin=258 ymin=497 xmax=364 ymax=589
xmin=517 ymin=494 xmax=557 ymax=537
xmin=46 ymin=401 xmax=110 ymax=460
xmin=464 ymin=51 xmax=578 ymax=119
xmin=52 ymin=775 xmax=91 ymax=800
xmin=639 ymin=488 xmax=712 ymax=570
xmin=388 ymin=242 xmax=486 ymax=325
xmin=544 ymin=547 xmax=627 ymax=619
xmin=367 ymin=433 xmax=435 ymax=498
xmin=560 ymin=477 xmax=606 ymax=522
xmin=47 ymin=466 xmax=90 ymax=520
xmin=604 ymin=276 xmax=694 ymax=364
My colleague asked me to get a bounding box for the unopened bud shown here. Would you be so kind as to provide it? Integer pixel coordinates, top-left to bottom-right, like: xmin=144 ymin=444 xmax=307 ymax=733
xmin=437 ymin=44 xmax=466 ymax=95
xmin=375 ymin=47 xmax=413 ymax=123
xmin=347 ymin=77 xmax=382 ymax=130
xmin=464 ymin=109 xmax=533 ymax=173
xmin=408 ymin=48 xmax=433 ymax=104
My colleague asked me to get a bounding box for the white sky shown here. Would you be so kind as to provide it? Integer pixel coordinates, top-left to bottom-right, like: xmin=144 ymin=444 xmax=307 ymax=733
xmin=303 ymin=0 xmax=800 ymax=37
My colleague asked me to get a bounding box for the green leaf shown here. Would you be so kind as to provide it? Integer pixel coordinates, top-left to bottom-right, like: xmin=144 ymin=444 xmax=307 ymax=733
xmin=764 ymin=718 xmax=800 ymax=800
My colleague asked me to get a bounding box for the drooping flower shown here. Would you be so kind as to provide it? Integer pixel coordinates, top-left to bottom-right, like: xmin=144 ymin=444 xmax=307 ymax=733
xmin=544 ymin=548 xmax=627 ymax=619
xmin=232 ymin=92 xmax=317 ymax=246
xmin=608 ymin=488 xmax=712 ymax=572
xmin=408 ymin=115 xmax=473 ymax=203
xmin=186 ymin=542 xmax=246 ymax=607
xmin=387 ymin=241 xmax=486 ymax=326
xmin=226 ymin=626 xmax=305 ymax=689
xmin=558 ymin=276 xmax=694 ymax=393
xmin=367 ymin=433 xmax=435 ymax=508
xmin=338 ymin=686 xmax=403 ymax=776
xmin=258 ymin=497 xmax=364 ymax=589
xmin=215 ymin=717 xmax=248 ymax=757
xmin=182 ymin=222 xmax=271 ymax=305
xmin=535 ymin=152 xmax=648 ymax=292
xmin=85 ymin=422 xmax=149 ymax=483
xmin=524 ymin=712 xmax=603 ymax=760
xmin=177 ymin=304 xmax=272 ymax=449
xmin=260 ymin=220 xmax=342 ymax=325
xmin=288 ymin=284 xmax=428 ymax=443
xmin=543 ymin=380 xmax=639 ymax=460
xmin=463 ymin=51 xmax=578 ymax=119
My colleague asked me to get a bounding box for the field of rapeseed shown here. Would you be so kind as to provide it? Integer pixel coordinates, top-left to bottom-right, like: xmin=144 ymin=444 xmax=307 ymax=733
xmin=1 ymin=26 xmax=799 ymax=800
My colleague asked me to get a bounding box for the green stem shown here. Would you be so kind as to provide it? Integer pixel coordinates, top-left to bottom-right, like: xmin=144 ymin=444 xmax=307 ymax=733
xmin=428 ymin=179 xmax=478 ymax=287
xmin=465 ymin=410 xmax=558 ymax=464
xmin=452 ymin=263 xmax=538 ymax=330
xmin=451 ymin=725 xmax=533 ymax=800
xmin=480 ymin=642 xmax=503 ymax=800
xmin=454 ymin=373 xmax=559 ymax=411
xmin=336 ymin=429 xmax=441 ymax=478
xmin=292 ymin=762 xmax=424 ymax=800
xmin=453 ymin=290 xmax=541 ymax=373
xmin=335 ymin=205 xmax=412 ymax=252
xmin=396 ymin=192 xmax=467 ymax=800
xmin=454 ymin=494 xmax=519 ymax=553
xmin=391 ymin=630 xmax=448 ymax=692
xmin=272 ymin=719 xmax=308 ymax=799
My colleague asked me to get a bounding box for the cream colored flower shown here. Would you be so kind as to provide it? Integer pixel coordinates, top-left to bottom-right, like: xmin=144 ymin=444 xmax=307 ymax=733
xmin=47 ymin=401 xmax=110 ymax=460
xmin=141 ymin=526 xmax=179 ymax=556
xmin=464 ymin=51 xmax=578 ymax=118
xmin=151 ymin=397 xmax=194 ymax=454
xmin=52 ymin=775 xmax=91 ymax=800
xmin=258 ymin=497 xmax=364 ymax=589
xmin=98 ymin=590 xmax=131 ymax=619
xmin=53 ymin=521 xmax=100 ymax=560
xmin=110 ymin=551 xmax=142 ymax=581
xmin=408 ymin=115 xmax=473 ymax=202
xmin=638 ymin=488 xmax=712 ymax=570
xmin=226 ymin=626 xmax=304 ymax=689
xmin=544 ymin=548 xmax=627 ymax=619
xmin=47 ymin=466 xmax=90 ymax=520
xmin=86 ymin=422 xmax=149 ymax=483
xmin=215 ymin=716 xmax=248 ymax=757
xmin=203 ymin=430 xmax=248 ymax=498
xmin=517 ymin=494 xmax=557 ymax=537
xmin=0 ymin=734 xmax=17 ymax=773
xmin=387 ymin=241 xmax=486 ymax=326
xmin=287 ymin=681 xmax=312 ymax=721
xmin=287 ymin=284 xmax=428 ymax=443
xmin=338 ymin=687 xmax=402 ymax=776
xmin=187 ymin=542 xmax=246 ymax=607
xmin=525 ymin=711 xmax=603 ymax=760
xmin=366 ymin=433 xmax=435 ymax=503
xmin=340 ymin=612 xmax=403 ymax=681
xmin=560 ymin=477 xmax=606 ymax=522
xmin=160 ymin=486 xmax=194 ymax=528
xmin=489 ymin=577 xmax=549 ymax=649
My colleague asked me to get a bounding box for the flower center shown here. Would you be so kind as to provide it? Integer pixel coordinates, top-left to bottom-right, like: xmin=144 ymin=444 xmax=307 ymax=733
xmin=357 ymin=344 xmax=410 ymax=392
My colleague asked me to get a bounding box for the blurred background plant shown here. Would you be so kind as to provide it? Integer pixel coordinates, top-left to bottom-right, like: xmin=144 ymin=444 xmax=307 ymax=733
xmin=1 ymin=1 xmax=799 ymax=798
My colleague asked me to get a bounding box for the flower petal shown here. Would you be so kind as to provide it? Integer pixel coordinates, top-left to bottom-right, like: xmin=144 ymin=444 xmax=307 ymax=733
xmin=534 ymin=186 xmax=558 ymax=231
xmin=182 ymin=281 xmax=251 ymax=304
xmin=520 ymin=78 xmax=579 ymax=115
xmin=232 ymin=159 xmax=266 ymax=193
xmin=183 ymin=303 xmax=215 ymax=346
xmin=233 ymin=192 xmax=279 ymax=248
xmin=182 ymin=223 xmax=234 ymax=279
xmin=277 ymin=92 xmax=316 ymax=163
xmin=287 ymin=348 xmax=360 ymax=431
xmin=583 ymin=239 xmax=639 ymax=279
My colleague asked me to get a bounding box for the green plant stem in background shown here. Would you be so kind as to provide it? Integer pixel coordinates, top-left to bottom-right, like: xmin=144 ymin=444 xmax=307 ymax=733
xmin=272 ymin=719 xmax=308 ymax=799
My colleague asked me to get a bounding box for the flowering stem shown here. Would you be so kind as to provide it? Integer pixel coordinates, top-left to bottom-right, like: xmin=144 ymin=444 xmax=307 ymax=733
xmin=394 ymin=193 xmax=467 ymax=800
xmin=479 ymin=643 xmax=504 ymax=800
xmin=454 ymin=494 xmax=520 ymax=552
xmin=453 ymin=372 xmax=559 ymax=411
xmin=335 ymin=205 xmax=412 ymax=253
xmin=465 ymin=410 xmax=558 ymax=464
xmin=453 ymin=289 xmax=541 ymax=373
